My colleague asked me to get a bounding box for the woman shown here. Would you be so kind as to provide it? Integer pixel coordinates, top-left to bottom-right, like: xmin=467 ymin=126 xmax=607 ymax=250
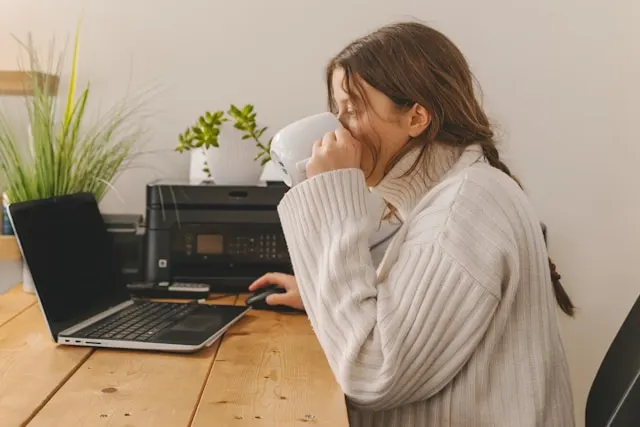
xmin=250 ymin=21 xmax=576 ymax=427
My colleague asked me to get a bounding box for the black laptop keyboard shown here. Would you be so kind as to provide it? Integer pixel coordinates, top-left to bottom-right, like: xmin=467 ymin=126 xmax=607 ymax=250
xmin=72 ymin=301 xmax=198 ymax=342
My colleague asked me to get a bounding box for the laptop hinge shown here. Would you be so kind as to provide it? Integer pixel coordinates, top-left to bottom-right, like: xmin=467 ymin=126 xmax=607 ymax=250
xmin=59 ymin=300 xmax=134 ymax=337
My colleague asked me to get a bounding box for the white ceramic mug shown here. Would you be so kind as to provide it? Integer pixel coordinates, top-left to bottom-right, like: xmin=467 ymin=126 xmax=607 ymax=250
xmin=270 ymin=112 xmax=341 ymax=187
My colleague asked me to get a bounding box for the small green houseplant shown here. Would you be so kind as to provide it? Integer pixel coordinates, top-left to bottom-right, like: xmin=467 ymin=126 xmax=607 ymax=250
xmin=176 ymin=104 xmax=271 ymax=180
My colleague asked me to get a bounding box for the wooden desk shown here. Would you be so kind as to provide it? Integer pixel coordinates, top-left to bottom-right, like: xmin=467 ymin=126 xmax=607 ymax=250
xmin=0 ymin=286 xmax=349 ymax=427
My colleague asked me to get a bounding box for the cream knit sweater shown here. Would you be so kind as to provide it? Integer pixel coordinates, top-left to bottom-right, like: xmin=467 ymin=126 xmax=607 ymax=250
xmin=277 ymin=145 xmax=575 ymax=427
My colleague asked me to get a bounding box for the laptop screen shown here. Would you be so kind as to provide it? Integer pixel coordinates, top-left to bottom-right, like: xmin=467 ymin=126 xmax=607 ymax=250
xmin=9 ymin=192 xmax=130 ymax=338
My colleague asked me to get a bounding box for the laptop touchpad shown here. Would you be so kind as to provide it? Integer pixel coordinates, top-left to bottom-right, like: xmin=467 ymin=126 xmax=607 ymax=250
xmin=170 ymin=315 xmax=212 ymax=332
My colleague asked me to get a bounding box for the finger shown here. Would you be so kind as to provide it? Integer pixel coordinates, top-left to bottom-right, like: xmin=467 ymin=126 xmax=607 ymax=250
xmin=334 ymin=126 xmax=352 ymax=141
xmin=266 ymin=291 xmax=297 ymax=307
xmin=335 ymin=128 xmax=360 ymax=151
xmin=335 ymin=127 xmax=362 ymax=155
xmin=248 ymin=273 xmax=283 ymax=291
xmin=248 ymin=272 xmax=288 ymax=291
xmin=322 ymin=131 xmax=337 ymax=147
xmin=248 ymin=275 xmax=271 ymax=291
xmin=311 ymin=139 xmax=322 ymax=157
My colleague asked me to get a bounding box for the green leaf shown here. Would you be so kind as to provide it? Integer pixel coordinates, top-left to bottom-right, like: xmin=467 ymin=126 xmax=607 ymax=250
xmin=62 ymin=21 xmax=81 ymax=136
xmin=228 ymin=104 xmax=241 ymax=116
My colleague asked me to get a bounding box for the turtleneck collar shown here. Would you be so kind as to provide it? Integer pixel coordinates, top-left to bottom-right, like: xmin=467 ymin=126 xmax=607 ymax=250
xmin=372 ymin=143 xmax=485 ymax=220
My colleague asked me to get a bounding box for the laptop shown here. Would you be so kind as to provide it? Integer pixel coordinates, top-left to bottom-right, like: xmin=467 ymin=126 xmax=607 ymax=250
xmin=7 ymin=192 xmax=250 ymax=353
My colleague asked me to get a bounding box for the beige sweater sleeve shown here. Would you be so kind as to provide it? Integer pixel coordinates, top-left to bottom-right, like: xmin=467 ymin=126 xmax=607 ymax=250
xmin=277 ymin=169 xmax=501 ymax=412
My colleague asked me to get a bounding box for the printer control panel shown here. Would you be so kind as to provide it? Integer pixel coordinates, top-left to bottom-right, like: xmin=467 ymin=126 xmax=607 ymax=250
xmin=227 ymin=233 xmax=284 ymax=260
xmin=180 ymin=229 xmax=288 ymax=262
xmin=173 ymin=224 xmax=289 ymax=263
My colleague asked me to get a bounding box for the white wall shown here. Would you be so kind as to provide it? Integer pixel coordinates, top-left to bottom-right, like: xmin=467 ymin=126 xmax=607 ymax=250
xmin=1 ymin=0 xmax=638 ymax=424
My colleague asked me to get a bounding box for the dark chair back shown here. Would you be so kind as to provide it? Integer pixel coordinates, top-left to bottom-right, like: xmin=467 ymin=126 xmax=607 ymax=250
xmin=586 ymin=293 xmax=640 ymax=426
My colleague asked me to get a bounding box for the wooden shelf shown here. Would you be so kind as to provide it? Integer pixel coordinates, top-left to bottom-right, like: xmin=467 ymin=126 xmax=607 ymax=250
xmin=0 ymin=71 xmax=59 ymax=96
xmin=0 ymin=235 xmax=21 ymax=261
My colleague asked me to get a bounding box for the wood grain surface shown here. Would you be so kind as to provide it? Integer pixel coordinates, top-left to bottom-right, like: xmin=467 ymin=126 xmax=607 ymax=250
xmin=0 ymin=285 xmax=35 ymax=327
xmin=0 ymin=304 xmax=92 ymax=427
xmin=192 ymin=299 xmax=349 ymax=427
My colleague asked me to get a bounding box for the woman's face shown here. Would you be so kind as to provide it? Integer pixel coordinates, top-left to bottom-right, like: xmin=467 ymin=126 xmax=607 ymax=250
xmin=330 ymin=68 xmax=428 ymax=186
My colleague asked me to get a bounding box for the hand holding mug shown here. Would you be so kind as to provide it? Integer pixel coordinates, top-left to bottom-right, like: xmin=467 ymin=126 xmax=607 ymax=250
xmin=269 ymin=112 xmax=341 ymax=187
xmin=306 ymin=126 xmax=363 ymax=178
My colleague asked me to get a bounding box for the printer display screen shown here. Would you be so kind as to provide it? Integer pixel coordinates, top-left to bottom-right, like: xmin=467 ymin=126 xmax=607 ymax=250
xmin=197 ymin=234 xmax=224 ymax=255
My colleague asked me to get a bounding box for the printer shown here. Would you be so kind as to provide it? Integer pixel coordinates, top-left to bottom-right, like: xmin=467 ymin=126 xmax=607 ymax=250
xmin=143 ymin=180 xmax=293 ymax=293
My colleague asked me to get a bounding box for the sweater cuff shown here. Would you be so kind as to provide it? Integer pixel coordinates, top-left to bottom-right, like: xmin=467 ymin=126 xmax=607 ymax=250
xmin=277 ymin=168 xmax=370 ymax=237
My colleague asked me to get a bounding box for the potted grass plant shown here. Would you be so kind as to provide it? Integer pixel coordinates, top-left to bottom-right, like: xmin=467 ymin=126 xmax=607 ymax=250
xmin=0 ymin=25 xmax=149 ymax=292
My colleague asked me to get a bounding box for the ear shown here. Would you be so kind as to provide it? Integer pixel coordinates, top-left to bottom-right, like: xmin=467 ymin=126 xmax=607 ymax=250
xmin=407 ymin=104 xmax=431 ymax=138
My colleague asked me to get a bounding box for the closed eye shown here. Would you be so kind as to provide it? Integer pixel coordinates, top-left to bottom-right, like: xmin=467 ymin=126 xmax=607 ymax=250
xmin=341 ymin=102 xmax=358 ymax=116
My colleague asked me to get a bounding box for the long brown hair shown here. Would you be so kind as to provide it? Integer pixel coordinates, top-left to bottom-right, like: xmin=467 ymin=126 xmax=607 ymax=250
xmin=326 ymin=21 xmax=575 ymax=317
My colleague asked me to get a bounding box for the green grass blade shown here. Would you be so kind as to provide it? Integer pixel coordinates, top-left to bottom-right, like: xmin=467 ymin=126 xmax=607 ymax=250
xmin=62 ymin=21 xmax=81 ymax=135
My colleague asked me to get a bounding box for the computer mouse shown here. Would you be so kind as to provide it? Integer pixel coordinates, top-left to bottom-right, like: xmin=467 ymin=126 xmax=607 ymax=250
xmin=245 ymin=285 xmax=304 ymax=313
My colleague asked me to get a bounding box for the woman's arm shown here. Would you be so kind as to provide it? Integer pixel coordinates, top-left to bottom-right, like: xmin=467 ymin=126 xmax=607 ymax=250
xmin=277 ymin=169 xmax=502 ymax=412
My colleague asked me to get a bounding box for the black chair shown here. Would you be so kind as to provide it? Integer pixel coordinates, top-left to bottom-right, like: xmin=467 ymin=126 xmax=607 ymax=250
xmin=585 ymin=293 xmax=640 ymax=426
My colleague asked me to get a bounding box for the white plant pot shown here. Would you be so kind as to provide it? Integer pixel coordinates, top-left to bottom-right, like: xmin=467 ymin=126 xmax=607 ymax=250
xmin=2 ymin=192 xmax=34 ymax=294
xmin=22 ymin=262 xmax=35 ymax=293
xmin=204 ymin=121 xmax=264 ymax=186
xmin=189 ymin=147 xmax=209 ymax=185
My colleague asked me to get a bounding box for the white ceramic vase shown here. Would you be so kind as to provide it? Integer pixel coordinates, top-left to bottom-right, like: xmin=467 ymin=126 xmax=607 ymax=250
xmin=189 ymin=147 xmax=209 ymax=185
xmin=204 ymin=121 xmax=264 ymax=186
xmin=2 ymin=192 xmax=34 ymax=294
